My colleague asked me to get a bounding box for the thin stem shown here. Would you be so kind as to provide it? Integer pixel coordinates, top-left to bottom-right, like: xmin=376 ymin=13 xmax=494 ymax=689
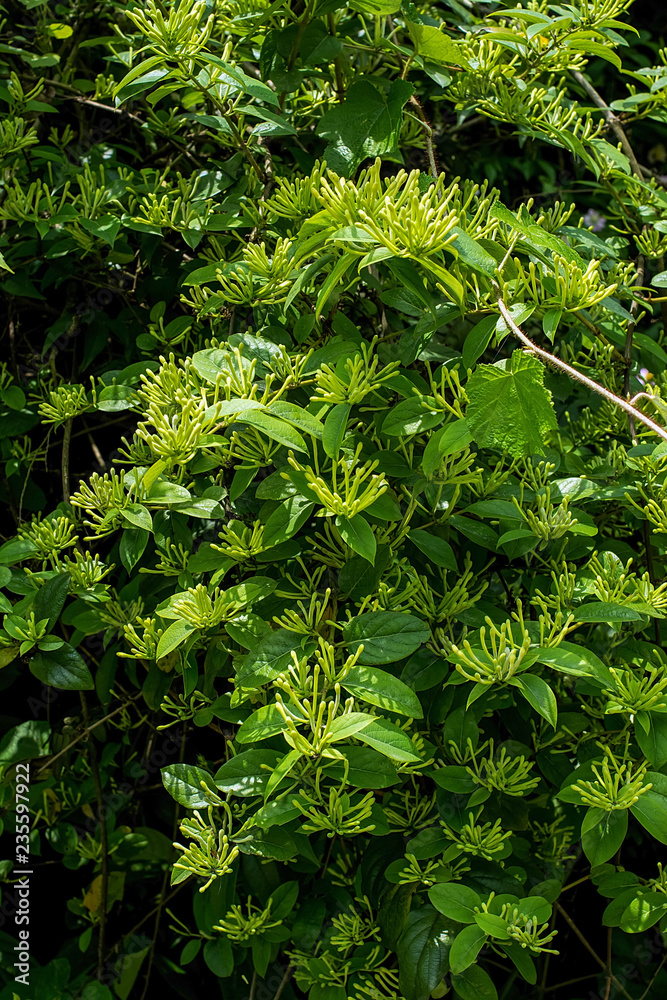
xmin=79 ymin=691 xmax=109 ymax=980
xmin=187 ymin=76 xmax=264 ymax=182
xmin=560 ymin=874 xmax=589 ymax=893
xmin=494 ymin=293 xmax=667 ymax=442
xmin=637 ymin=951 xmax=667 ymax=1000
xmin=138 ymin=721 xmax=185 ymax=1000
xmin=249 ymin=971 xmax=258 ymax=1000
xmin=573 ymin=309 xmax=625 ymax=364
xmin=409 ymin=95 xmax=439 ymax=180
xmin=555 ymin=903 xmax=634 ymax=1000
xmin=571 ymin=70 xmax=643 ymax=180
xmin=273 ymin=966 xmax=293 ymax=1000
xmin=543 ymin=973 xmax=601 ymax=992
xmin=105 ymin=883 xmax=189 ymax=960
xmin=61 ymin=417 xmax=73 ymax=503
xmin=603 ymin=927 xmax=613 ymax=1000
xmin=624 ymin=254 xmax=646 ymax=441
xmin=36 ymin=692 xmax=143 ymax=775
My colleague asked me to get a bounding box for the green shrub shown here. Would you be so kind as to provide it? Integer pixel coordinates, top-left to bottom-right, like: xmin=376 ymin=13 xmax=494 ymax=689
xmin=3 ymin=0 xmax=667 ymax=998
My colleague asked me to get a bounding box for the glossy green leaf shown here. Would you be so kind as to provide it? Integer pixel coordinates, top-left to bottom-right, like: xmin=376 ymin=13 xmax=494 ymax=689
xmin=343 ymin=611 xmax=429 ymax=664
xmin=30 ymin=644 xmax=94 ymax=690
xmin=336 ymin=513 xmax=376 ymax=563
xmin=396 ymin=906 xmax=456 ymax=1000
xmin=162 ymin=764 xmax=219 ymax=808
xmin=342 ymin=665 xmax=424 ymax=718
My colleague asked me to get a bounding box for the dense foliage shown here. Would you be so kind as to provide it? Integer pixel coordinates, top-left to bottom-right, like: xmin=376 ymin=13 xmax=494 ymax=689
xmin=3 ymin=0 xmax=667 ymax=998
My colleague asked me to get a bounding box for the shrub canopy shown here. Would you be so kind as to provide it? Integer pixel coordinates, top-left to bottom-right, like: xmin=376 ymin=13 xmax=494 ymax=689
xmin=3 ymin=1 xmax=667 ymax=999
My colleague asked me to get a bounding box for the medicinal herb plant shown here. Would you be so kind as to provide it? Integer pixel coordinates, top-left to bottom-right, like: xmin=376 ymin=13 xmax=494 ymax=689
xmin=2 ymin=0 xmax=667 ymax=999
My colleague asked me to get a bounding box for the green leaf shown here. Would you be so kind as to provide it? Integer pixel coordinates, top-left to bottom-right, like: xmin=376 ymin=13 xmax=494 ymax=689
xmin=235 ymin=409 xmax=308 ymax=453
xmin=537 ymin=642 xmax=614 ymax=685
xmin=449 ymin=923 xmax=488 ymax=975
xmin=500 ymin=941 xmax=537 ymax=984
xmin=30 ymin=644 xmax=94 ymax=690
xmin=343 ymin=611 xmax=429 ymax=664
xmin=316 ymin=78 xmax=414 ymax=175
xmin=342 ymin=665 xmax=424 ymax=718
xmin=462 ymin=315 xmax=498 ymax=370
xmin=213 ymin=750 xmax=280 ymax=796
xmin=338 ymin=546 xmax=391 ymax=600
xmin=635 ymin=712 xmax=667 ymax=769
xmin=162 ymin=763 xmax=219 ymax=808
xmin=508 ymin=673 xmax=557 ymax=728
xmin=620 ymin=892 xmax=667 ymax=933
xmin=379 ymin=883 xmax=415 ymax=949
xmin=451 ymin=964 xmax=498 ymax=1000
xmin=630 ymin=772 xmax=667 ymax=845
xmin=581 ymin=808 xmax=628 ymax=865
xmin=429 ymin=884 xmax=482 ymax=924
xmin=120 ymin=503 xmax=153 ymax=532
xmin=406 ymin=21 xmax=469 ymax=67
xmin=571 ymin=602 xmax=642 ymax=623
xmin=264 ymin=748 xmax=302 ymax=800
xmin=329 ymin=712 xmax=374 ymax=741
xmin=156 ymin=620 xmax=197 ymax=659
xmin=120 ymin=527 xmax=149 ymax=573
xmin=268 ymin=400 xmax=324 ymax=439
xmin=236 ymin=631 xmax=305 ymax=686
xmin=326 ymin=745 xmax=399 ymax=788
xmin=315 ymin=253 xmax=356 ymax=318
xmin=323 ymin=403 xmax=350 ymax=459
xmin=0 ymin=537 xmax=38 ymax=564
xmin=383 ymin=397 xmax=446 ymax=437
xmin=235 ymin=703 xmax=287 ymax=743
xmin=32 ymin=572 xmax=69 ymax=632
xmin=0 ymin=720 xmax=51 ymax=763
xmin=356 ymin=717 xmax=422 ymax=761
xmin=451 ymin=228 xmax=498 ymax=276
xmin=336 ymin=513 xmax=376 ymax=563
xmin=396 ymin=906 xmax=456 ymax=1000
xmin=202 ymin=937 xmax=233 ymax=977
xmin=263 ymin=496 xmax=315 ymax=548
xmin=466 ymin=350 xmax=557 ymax=458
xmin=422 ymin=419 xmax=472 ymax=477
xmin=408 ymin=529 xmax=457 ymax=571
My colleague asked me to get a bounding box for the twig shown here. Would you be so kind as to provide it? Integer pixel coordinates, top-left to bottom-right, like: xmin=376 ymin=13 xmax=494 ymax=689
xmin=560 ymin=874 xmax=589 ymax=893
xmin=571 ymin=70 xmax=643 ymax=180
xmin=273 ymin=966 xmax=293 ymax=1000
xmin=36 ymin=693 xmax=143 ymax=775
xmin=623 ymin=254 xmax=646 ymax=440
xmin=104 ymin=883 xmax=189 ymax=961
xmin=543 ymin=973 xmax=600 ymax=992
xmin=494 ymin=293 xmax=667 ymax=442
xmin=79 ymin=691 xmax=109 ymax=979
xmin=573 ymin=310 xmax=625 ymax=364
xmin=603 ymin=927 xmax=613 ymax=1000
xmin=409 ymin=95 xmax=439 ymax=180
xmin=61 ymin=417 xmax=73 ymax=503
xmin=555 ymin=903 xmax=634 ymax=1000
xmin=138 ymin=720 xmax=186 ymax=1000
xmin=637 ymin=951 xmax=667 ymax=1000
